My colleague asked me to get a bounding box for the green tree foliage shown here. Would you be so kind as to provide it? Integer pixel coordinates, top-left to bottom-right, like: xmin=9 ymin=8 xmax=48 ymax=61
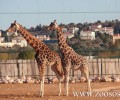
xmin=99 ymin=50 xmax=120 ymax=58
xmin=0 ymin=46 xmax=35 ymax=60
xmin=113 ymin=39 xmax=120 ymax=49
xmin=0 ymin=53 xmax=9 ymax=60
xmin=18 ymin=51 xmax=35 ymax=59
xmin=49 ymin=33 xmax=57 ymax=39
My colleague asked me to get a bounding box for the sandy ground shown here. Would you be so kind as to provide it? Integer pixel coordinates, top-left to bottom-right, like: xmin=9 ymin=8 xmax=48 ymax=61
xmin=0 ymin=82 xmax=120 ymax=100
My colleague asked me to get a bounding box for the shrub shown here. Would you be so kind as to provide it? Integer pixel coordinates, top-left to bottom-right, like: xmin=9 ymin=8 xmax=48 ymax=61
xmin=18 ymin=51 xmax=35 ymax=59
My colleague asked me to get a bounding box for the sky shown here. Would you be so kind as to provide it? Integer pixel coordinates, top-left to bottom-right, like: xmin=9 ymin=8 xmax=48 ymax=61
xmin=0 ymin=0 xmax=120 ymax=30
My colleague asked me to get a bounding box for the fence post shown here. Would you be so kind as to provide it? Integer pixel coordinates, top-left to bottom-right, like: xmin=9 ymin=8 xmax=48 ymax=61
xmin=100 ymin=51 xmax=103 ymax=78
xmin=97 ymin=57 xmax=99 ymax=76
xmin=89 ymin=50 xmax=91 ymax=77
xmin=0 ymin=61 xmax=1 ymax=78
xmin=17 ymin=60 xmax=20 ymax=78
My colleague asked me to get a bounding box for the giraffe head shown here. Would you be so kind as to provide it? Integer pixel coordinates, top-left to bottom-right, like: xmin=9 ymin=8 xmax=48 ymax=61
xmin=6 ymin=20 xmax=20 ymax=33
xmin=48 ymin=20 xmax=59 ymax=31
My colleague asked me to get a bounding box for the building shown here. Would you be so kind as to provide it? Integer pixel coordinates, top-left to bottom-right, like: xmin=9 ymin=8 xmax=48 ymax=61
xmin=64 ymin=32 xmax=74 ymax=39
xmin=0 ymin=31 xmax=5 ymax=43
xmin=80 ymin=31 xmax=95 ymax=40
xmin=36 ymin=35 xmax=50 ymax=41
xmin=0 ymin=37 xmax=5 ymax=43
xmin=91 ymin=24 xmax=113 ymax=35
xmin=62 ymin=28 xmax=67 ymax=33
xmin=12 ymin=37 xmax=27 ymax=47
xmin=6 ymin=31 xmax=18 ymax=36
xmin=0 ymin=37 xmax=27 ymax=47
xmin=68 ymin=27 xmax=79 ymax=34
xmin=112 ymin=34 xmax=120 ymax=43
xmin=95 ymin=27 xmax=113 ymax=35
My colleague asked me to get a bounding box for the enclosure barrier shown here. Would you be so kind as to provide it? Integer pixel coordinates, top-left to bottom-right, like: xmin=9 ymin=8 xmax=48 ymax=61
xmin=0 ymin=58 xmax=120 ymax=78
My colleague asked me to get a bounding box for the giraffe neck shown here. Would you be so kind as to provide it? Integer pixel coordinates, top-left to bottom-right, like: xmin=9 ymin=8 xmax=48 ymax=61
xmin=18 ymin=24 xmax=50 ymax=52
xmin=56 ymin=27 xmax=69 ymax=50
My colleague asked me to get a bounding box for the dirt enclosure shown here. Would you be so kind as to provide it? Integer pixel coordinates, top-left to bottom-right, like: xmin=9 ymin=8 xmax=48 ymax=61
xmin=0 ymin=82 xmax=120 ymax=100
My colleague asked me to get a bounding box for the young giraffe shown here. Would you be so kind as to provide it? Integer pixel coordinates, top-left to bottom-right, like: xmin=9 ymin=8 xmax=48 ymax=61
xmin=6 ymin=21 xmax=64 ymax=97
xmin=48 ymin=20 xmax=91 ymax=96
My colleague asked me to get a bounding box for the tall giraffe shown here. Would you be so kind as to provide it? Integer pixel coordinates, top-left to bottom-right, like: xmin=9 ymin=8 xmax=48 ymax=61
xmin=48 ymin=20 xmax=91 ymax=96
xmin=6 ymin=21 xmax=64 ymax=97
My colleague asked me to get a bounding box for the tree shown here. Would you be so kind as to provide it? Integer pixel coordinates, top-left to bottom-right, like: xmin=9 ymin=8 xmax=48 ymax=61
xmin=29 ymin=27 xmax=35 ymax=31
xmin=68 ymin=23 xmax=76 ymax=27
xmin=35 ymin=24 xmax=41 ymax=31
xmin=49 ymin=31 xmax=57 ymax=39
xmin=113 ymin=39 xmax=120 ymax=49
xmin=59 ymin=23 xmax=68 ymax=29
xmin=18 ymin=51 xmax=35 ymax=59
xmin=97 ymin=20 xmax=102 ymax=24
xmin=0 ymin=53 xmax=9 ymax=60
xmin=114 ymin=21 xmax=120 ymax=34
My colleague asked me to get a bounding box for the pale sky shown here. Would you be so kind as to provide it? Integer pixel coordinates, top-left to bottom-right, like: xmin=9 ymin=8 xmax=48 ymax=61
xmin=0 ymin=0 xmax=120 ymax=30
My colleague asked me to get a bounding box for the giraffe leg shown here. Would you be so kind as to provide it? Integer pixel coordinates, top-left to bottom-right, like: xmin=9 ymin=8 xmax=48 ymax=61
xmin=51 ymin=63 xmax=62 ymax=96
xmin=64 ymin=67 xmax=70 ymax=96
xmin=40 ymin=78 xmax=43 ymax=96
xmin=40 ymin=76 xmax=45 ymax=97
xmin=81 ymin=66 xmax=91 ymax=92
xmin=39 ymin=65 xmax=45 ymax=97
xmin=58 ymin=79 xmax=61 ymax=96
xmin=42 ymin=77 xmax=45 ymax=97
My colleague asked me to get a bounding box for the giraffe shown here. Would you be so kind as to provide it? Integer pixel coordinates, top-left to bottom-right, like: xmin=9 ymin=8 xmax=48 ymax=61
xmin=48 ymin=20 xmax=91 ymax=96
xmin=6 ymin=21 xmax=64 ymax=97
